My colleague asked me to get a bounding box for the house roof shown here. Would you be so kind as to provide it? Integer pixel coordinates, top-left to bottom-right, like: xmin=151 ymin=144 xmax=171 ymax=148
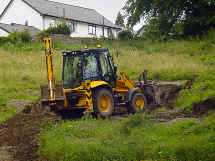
xmin=0 ymin=23 xmax=41 ymax=36
xmin=0 ymin=0 xmax=121 ymax=29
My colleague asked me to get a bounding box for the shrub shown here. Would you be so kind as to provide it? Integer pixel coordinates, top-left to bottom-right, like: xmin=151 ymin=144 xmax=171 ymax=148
xmin=8 ymin=28 xmax=32 ymax=43
xmin=37 ymin=19 xmax=72 ymax=40
xmin=118 ymin=30 xmax=133 ymax=40
xmin=0 ymin=37 xmax=11 ymax=45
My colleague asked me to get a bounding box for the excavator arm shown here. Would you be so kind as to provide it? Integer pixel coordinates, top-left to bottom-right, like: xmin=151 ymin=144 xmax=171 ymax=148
xmin=41 ymin=38 xmax=64 ymax=112
xmin=44 ymin=38 xmax=55 ymax=103
xmin=41 ymin=38 xmax=56 ymax=108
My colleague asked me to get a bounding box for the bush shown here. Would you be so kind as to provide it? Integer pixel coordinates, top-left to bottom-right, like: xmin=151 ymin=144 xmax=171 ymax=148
xmin=8 ymin=28 xmax=32 ymax=43
xmin=37 ymin=19 xmax=72 ymax=40
xmin=0 ymin=37 xmax=11 ymax=45
xmin=118 ymin=30 xmax=133 ymax=40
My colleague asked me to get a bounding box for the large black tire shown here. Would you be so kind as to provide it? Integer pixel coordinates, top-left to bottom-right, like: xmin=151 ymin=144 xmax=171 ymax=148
xmin=92 ymin=88 xmax=114 ymax=118
xmin=126 ymin=92 xmax=147 ymax=114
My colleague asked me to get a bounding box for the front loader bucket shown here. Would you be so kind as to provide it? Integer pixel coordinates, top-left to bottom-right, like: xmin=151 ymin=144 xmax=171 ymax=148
xmin=137 ymin=69 xmax=161 ymax=104
xmin=144 ymin=82 xmax=161 ymax=104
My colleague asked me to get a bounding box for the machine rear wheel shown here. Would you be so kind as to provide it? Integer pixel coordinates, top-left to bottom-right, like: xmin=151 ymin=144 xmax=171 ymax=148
xmin=126 ymin=92 xmax=147 ymax=114
xmin=92 ymin=88 xmax=114 ymax=118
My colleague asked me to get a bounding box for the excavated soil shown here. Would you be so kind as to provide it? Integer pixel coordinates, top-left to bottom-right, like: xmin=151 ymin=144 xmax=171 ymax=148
xmin=0 ymin=78 xmax=214 ymax=160
xmin=0 ymin=103 xmax=61 ymax=161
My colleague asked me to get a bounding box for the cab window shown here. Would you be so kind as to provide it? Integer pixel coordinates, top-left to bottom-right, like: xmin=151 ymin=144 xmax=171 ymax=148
xmin=83 ymin=52 xmax=99 ymax=80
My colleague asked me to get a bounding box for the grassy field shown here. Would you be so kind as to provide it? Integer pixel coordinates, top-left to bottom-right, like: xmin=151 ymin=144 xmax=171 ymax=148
xmin=38 ymin=112 xmax=215 ymax=161
xmin=0 ymin=32 xmax=215 ymax=160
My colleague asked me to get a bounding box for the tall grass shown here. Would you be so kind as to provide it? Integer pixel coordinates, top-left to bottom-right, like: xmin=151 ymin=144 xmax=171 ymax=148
xmin=38 ymin=112 xmax=215 ymax=161
xmin=111 ymin=48 xmax=211 ymax=80
xmin=0 ymin=50 xmax=60 ymax=106
xmin=0 ymin=50 xmax=62 ymax=122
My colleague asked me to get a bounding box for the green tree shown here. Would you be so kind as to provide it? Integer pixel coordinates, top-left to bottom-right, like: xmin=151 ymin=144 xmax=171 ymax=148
xmin=117 ymin=30 xmax=133 ymax=40
xmin=124 ymin=0 xmax=215 ymax=36
xmin=8 ymin=28 xmax=32 ymax=43
xmin=115 ymin=12 xmax=125 ymax=27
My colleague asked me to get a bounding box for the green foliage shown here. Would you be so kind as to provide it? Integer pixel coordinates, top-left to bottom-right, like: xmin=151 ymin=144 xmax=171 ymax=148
xmin=8 ymin=28 xmax=32 ymax=43
xmin=0 ymin=106 xmax=19 ymax=123
xmin=141 ymin=20 xmax=167 ymax=42
xmin=37 ymin=19 xmax=72 ymax=40
xmin=117 ymin=30 xmax=133 ymax=40
xmin=124 ymin=0 xmax=215 ymax=36
xmin=38 ymin=112 xmax=215 ymax=160
xmin=115 ymin=11 xmax=125 ymax=27
xmin=0 ymin=37 xmax=11 ymax=45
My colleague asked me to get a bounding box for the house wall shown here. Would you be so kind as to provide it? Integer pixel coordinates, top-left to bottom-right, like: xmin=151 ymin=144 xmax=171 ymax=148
xmin=0 ymin=29 xmax=9 ymax=37
xmin=0 ymin=0 xmax=120 ymax=38
xmin=43 ymin=17 xmax=56 ymax=30
xmin=0 ymin=0 xmax=43 ymax=30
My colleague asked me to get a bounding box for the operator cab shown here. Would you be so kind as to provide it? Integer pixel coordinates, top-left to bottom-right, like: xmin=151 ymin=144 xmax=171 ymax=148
xmin=62 ymin=48 xmax=117 ymax=89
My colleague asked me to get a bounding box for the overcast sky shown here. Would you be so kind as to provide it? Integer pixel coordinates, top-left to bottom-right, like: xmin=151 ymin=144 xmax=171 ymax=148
xmin=0 ymin=0 xmax=140 ymax=30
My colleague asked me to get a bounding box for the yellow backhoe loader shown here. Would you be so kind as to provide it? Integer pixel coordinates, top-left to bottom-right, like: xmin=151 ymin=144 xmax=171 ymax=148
xmin=41 ymin=38 xmax=160 ymax=118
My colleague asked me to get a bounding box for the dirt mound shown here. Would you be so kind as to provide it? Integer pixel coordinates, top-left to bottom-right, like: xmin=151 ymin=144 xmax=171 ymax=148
xmin=6 ymin=99 xmax=31 ymax=113
xmin=155 ymin=108 xmax=192 ymax=123
xmin=159 ymin=84 xmax=182 ymax=109
xmin=147 ymin=84 xmax=182 ymax=111
xmin=192 ymin=97 xmax=215 ymax=115
xmin=0 ymin=103 xmax=61 ymax=161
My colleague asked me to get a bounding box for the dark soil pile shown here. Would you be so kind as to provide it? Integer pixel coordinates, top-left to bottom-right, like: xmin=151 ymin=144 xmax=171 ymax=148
xmin=0 ymin=103 xmax=61 ymax=161
xmin=159 ymin=84 xmax=182 ymax=109
xmin=192 ymin=97 xmax=215 ymax=115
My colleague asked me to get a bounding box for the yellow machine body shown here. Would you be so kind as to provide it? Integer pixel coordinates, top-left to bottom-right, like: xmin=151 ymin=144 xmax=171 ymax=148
xmin=41 ymin=38 xmax=160 ymax=117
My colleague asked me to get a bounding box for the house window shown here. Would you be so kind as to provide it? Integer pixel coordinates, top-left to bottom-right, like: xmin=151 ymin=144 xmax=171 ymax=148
xmin=50 ymin=19 xmax=55 ymax=27
xmin=89 ymin=25 xmax=96 ymax=35
xmin=107 ymin=28 xmax=110 ymax=36
xmin=70 ymin=22 xmax=77 ymax=32
xmin=25 ymin=20 xmax=28 ymax=26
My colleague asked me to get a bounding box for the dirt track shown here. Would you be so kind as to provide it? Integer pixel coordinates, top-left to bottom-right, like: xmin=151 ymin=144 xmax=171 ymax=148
xmin=0 ymin=82 xmax=214 ymax=161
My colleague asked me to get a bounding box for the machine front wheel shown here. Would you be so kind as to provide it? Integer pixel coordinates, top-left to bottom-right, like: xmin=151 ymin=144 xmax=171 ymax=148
xmin=126 ymin=92 xmax=147 ymax=114
xmin=92 ymin=88 xmax=114 ymax=118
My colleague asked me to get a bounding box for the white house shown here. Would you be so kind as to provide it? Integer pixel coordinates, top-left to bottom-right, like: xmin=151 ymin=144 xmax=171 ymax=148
xmin=0 ymin=0 xmax=121 ymax=38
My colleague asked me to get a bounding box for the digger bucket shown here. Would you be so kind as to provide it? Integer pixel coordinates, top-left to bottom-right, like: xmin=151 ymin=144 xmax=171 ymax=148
xmin=40 ymin=83 xmax=64 ymax=108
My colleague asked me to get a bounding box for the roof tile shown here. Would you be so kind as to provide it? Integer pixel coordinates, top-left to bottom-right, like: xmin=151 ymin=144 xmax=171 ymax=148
xmin=23 ymin=0 xmax=120 ymax=29
xmin=0 ymin=23 xmax=41 ymax=35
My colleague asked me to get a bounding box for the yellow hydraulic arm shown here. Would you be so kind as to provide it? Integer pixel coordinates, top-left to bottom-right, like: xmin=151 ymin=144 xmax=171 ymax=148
xmin=44 ymin=38 xmax=55 ymax=105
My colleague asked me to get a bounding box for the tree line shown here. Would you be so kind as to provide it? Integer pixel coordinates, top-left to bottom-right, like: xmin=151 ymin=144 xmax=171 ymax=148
xmin=115 ymin=0 xmax=215 ymax=38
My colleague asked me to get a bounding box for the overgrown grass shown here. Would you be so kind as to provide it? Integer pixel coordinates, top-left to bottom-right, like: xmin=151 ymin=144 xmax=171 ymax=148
xmin=0 ymin=50 xmax=59 ymax=105
xmin=0 ymin=50 xmax=62 ymax=122
xmin=38 ymin=112 xmax=215 ymax=161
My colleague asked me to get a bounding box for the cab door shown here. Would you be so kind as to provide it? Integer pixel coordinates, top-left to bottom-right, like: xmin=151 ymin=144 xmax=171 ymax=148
xmin=99 ymin=51 xmax=116 ymax=88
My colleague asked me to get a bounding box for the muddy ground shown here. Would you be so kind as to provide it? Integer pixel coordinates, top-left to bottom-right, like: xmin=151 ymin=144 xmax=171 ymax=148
xmin=0 ymin=80 xmax=214 ymax=161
